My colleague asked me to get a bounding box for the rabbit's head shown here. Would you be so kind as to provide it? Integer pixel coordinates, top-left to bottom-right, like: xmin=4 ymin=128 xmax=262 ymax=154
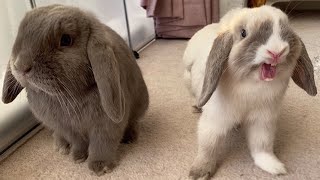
xmin=2 ymin=5 xmax=129 ymax=123
xmin=198 ymin=5 xmax=317 ymax=107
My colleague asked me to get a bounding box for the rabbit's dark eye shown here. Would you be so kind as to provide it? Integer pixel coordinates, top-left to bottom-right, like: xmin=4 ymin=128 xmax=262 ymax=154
xmin=60 ymin=34 xmax=72 ymax=47
xmin=241 ymin=29 xmax=247 ymax=38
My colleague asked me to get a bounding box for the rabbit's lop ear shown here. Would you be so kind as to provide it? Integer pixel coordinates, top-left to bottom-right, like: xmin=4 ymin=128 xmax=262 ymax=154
xmin=87 ymin=30 xmax=126 ymax=123
xmin=291 ymin=40 xmax=317 ymax=96
xmin=197 ymin=32 xmax=233 ymax=107
xmin=2 ymin=63 xmax=24 ymax=103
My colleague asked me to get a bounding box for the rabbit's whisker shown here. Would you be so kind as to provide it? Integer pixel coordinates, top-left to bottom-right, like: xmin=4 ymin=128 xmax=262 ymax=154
xmin=61 ymin=86 xmax=80 ymax=122
xmin=3 ymin=80 xmax=17 ymax=92
xmin=57 ymin=78 xmax=81 ymax=122
xmin=65 ymin=76 xmax=83 ymax=113
xmin=11 ymin=83 xmax=19 ymax=98
xmin=230 ymin=57 xmax=248 ymax=76
xmin=220 ymin=56 xmax=246 ymax=77
xmin=287 ymin=1 xmax=303 ymax=17
xmin=6 ymin=80 xmax=19 ymax=88
xmin=56 ymin=88 xmax=71 ymax=116
xmin=57 ymin=77 xmax=82 ymax=118
xmin=59 ymin=90 xmax=71 ymax=117
xmin=285 ymin=0 xmax=292 ymax=14
xmin=54 ymin=87 xmax=65 ymax=113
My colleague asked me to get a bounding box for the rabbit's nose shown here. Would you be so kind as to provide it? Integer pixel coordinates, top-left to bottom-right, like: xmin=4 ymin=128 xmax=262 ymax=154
xmin=267 ymin=49 xmax=284 ymax=60
xmin=266 ymin=47 xmax=287 ymax=64
xmin=14 ymin=58 xmax=33 ymax=74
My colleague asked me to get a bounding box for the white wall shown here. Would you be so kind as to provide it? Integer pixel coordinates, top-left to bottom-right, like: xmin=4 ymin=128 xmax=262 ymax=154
xmin=0 ymin=0 xmax=31 ymax=74
xmin=0 ymin=0 xmax=36 ymax=154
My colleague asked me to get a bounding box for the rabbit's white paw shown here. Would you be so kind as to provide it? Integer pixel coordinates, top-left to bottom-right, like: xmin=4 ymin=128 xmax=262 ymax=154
xmin=253 ymin=152 xmax=287 ymax=175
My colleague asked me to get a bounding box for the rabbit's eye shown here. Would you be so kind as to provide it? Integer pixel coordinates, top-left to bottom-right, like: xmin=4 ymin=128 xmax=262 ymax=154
xmin=241 ymin=29 xmax=247 ymax=38
xmin=60 ymin=34 xmax=72 ymax=47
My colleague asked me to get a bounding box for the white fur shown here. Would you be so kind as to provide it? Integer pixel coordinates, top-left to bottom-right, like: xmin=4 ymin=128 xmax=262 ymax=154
xmin=183 ymin=23 xmax=219 ymax=98
xmin=184 ymin=5 xmax=293 ymax=177
xmin=253 ymin=152 xmax=287 ymax=174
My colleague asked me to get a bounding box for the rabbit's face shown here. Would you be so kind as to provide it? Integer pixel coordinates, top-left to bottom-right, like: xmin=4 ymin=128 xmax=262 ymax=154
xmin=225 ymin=6 xmax=301 ymax=82
xmin=198 ymin=5 xmax=316 ymax=107
xmin=10 ymin=5 xmax=94 ymax=95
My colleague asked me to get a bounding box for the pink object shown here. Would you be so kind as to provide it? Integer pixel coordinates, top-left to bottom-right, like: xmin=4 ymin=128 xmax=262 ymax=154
xmin=261 ymin=63 xmax=277 ymax=81
xmin=267 ymin=48 xmax=286 ymax=63
xmin=140 ymin=0 xmax=220 ymax=38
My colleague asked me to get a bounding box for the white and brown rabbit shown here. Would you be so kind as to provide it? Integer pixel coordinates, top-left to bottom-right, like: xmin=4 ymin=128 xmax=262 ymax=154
xmin=183 ymin=5 xmax=317 ymax=179
xmin=2 ymin=5 xmax=149 ymax=175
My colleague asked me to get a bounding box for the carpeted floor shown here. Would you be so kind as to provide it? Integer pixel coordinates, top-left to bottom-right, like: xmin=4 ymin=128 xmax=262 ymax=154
xmin=0 ymin=12 xmax=320 ymax=180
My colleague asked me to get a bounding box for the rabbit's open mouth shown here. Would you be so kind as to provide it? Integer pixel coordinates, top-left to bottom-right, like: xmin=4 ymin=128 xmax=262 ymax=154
xmin=260 ymin=63 xmax=277 ymax=81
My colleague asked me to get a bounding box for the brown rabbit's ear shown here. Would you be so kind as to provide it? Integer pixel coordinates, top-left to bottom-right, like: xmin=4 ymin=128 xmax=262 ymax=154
xmin=87 ymin=30 xmax=125 ymax=123
xmin=197 ymin=32 xmax=233 ymax=107
xmin=2 ymin=63 xmax=24 ymax=104
xmin=291 ymin=40 xmax=317 ymax=96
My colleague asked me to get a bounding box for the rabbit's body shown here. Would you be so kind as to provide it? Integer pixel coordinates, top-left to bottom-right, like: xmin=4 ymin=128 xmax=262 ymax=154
xmin=2 ymin=5 xmax=148 ymax=175
xmin=27 ymin=80 xmax=145 ymax=139
xmin=183 ymin=5 xmax=317 ymax=179
xmin=26 ymin=24 xmax=148 ymax=138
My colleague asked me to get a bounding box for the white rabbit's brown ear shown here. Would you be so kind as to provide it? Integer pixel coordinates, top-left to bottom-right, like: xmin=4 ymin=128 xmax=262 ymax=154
xmin=197 ymin=32 xmax=233 ymax=107
xmin=291 ymin=40 xmax=317 ymax=96
xmin=2 ymin=63 xmax=24 ymax=103
xmin=87 ymin=29 xmax=126 ymax=123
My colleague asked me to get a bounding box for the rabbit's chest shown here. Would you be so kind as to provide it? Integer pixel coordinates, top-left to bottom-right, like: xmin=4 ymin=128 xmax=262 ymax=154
xmin=229 ymin=80 xmax=286 ymax=117
xmin=26 ymin=90 xmax=93 ymax=131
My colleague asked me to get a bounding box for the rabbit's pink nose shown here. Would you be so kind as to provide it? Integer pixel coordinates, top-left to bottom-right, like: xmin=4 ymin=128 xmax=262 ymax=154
xmin=266 ymin=48 xmax=286 ymax=64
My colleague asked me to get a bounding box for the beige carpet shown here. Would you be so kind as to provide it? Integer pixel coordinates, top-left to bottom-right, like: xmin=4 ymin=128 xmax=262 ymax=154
xmin=0 ymin=12 xmax=320 ymax=180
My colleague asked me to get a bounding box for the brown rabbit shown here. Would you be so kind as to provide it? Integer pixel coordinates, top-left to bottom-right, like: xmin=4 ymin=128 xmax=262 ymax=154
xmin=2 ymin=4 xmax=149 ymax=176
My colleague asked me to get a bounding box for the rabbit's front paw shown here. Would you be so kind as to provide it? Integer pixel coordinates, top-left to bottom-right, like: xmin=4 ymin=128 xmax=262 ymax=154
xmin=58 ymin=146 xmax=70 ymax=155
xmin=189 ymin=160 xmax=216 ymax=180
xmin=72 ymin=149 xmax=88 ymax=164
xmin=88 ymin=160 xmax=116 ymax=176
xmin=54 ymin=140 xmax=70 ymax=155
xmin=253 ymin=152 xmax=287 ymax=175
